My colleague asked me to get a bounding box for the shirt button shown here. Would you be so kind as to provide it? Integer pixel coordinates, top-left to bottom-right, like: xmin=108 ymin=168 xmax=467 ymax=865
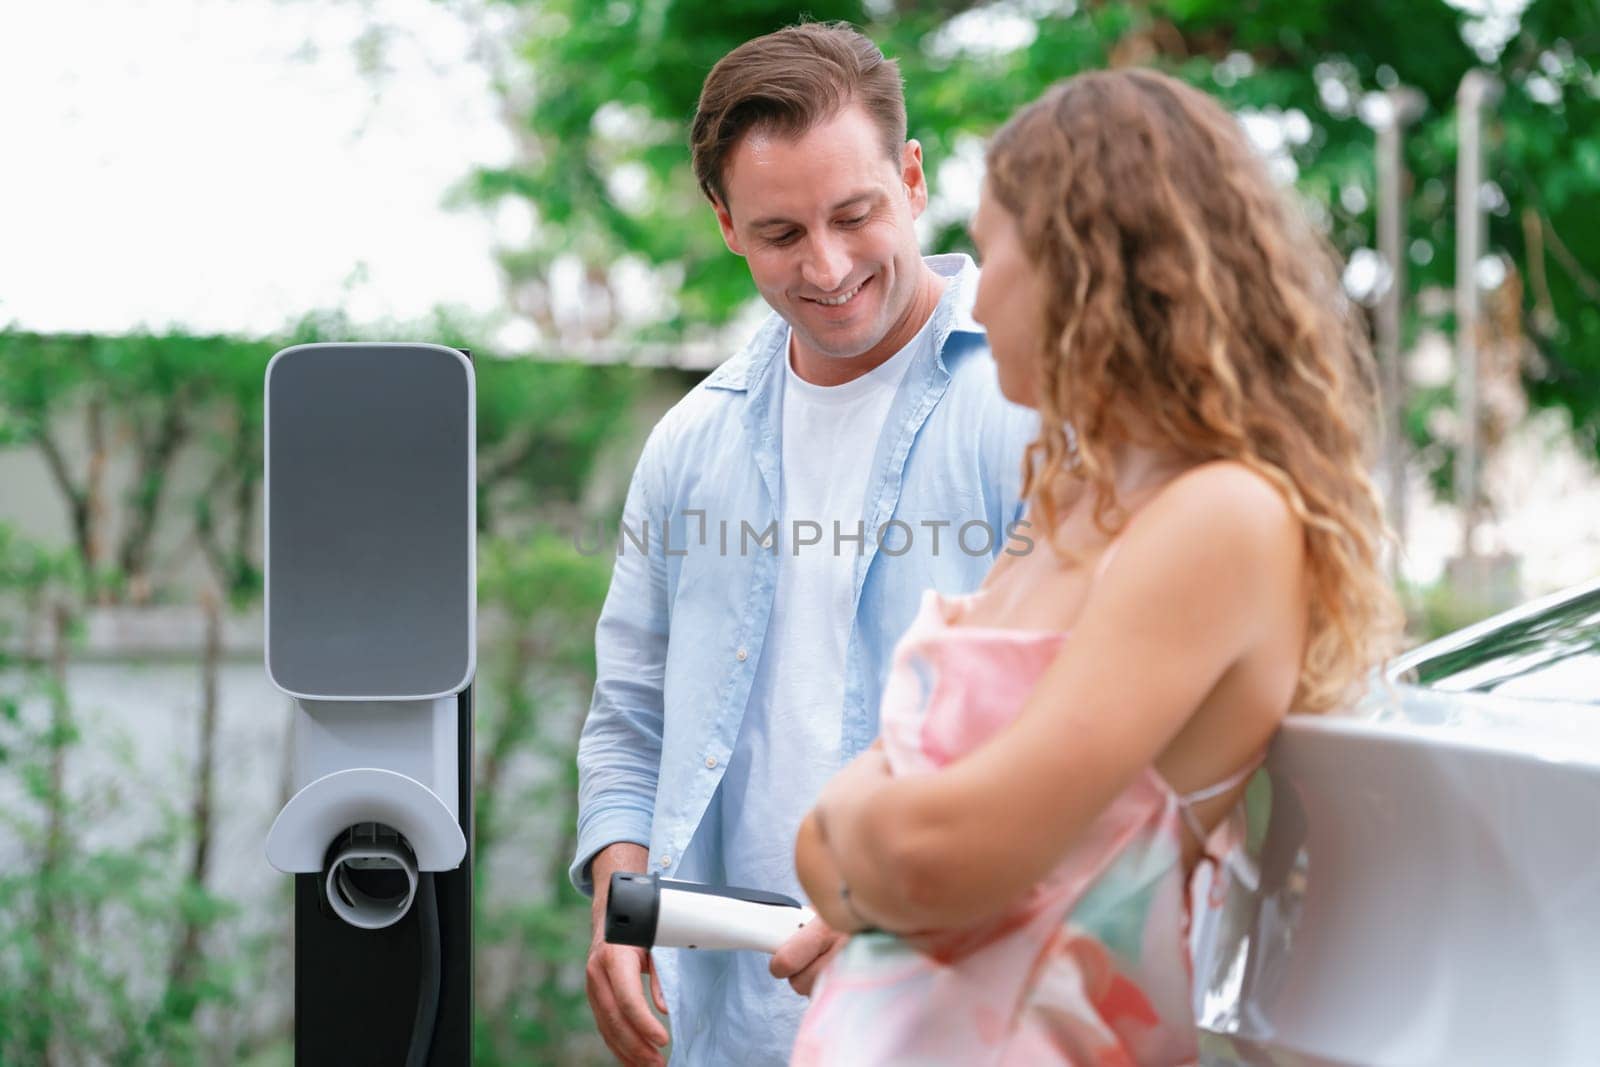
xmin=705 ymin=756 xmax=718 ymax=769
xmin=735 ymin=647 xmax=748 ymax=661
xmin=659 ymin=855 xmax=672 ymax=869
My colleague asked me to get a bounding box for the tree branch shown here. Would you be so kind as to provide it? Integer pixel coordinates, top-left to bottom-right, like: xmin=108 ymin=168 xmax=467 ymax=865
xmin=32 ymin=429 xmax=91 ymax=577
xmin=84 ymin=394 xmax=109 ymax=602
xmin=117 ymin=389 xmax=193 ymax=602
xmin=1541 ymin=210 xmax=1600 ymax=304
xmin=164 ymin=585 xmax=222 ymax=1019
xmin=33 ymin=600 xmax=73 ymax=1067
xmin=474 ymin=629 xmax=540 ymax=868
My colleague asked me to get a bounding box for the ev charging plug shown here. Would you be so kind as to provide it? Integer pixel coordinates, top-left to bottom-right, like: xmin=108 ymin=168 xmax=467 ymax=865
xmin=605 ymin=873 xmax=816 ymax=953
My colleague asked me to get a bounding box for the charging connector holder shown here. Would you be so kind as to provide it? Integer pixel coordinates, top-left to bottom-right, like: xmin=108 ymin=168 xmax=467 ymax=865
xmin=325 ymin=823 xmax=418 ymax=930
xmin=267 ymin=697 xmax=465 ymax=867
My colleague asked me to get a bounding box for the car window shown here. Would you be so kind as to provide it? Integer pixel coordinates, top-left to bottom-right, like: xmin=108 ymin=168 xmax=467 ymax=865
xmin=1406 ymin=583 xmax=1600 ymax=704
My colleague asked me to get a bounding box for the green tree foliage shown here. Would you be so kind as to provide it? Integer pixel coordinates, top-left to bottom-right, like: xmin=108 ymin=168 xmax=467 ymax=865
xmin=471 ymin=0 xmax=1600 ymax=465
xmin=0 ymin=525 xmax=247 ymax=1065
xmin=0 ymin=329 xmax=271 ymax=606
xmin=473 ymin=532 xmax=615 ymax=1065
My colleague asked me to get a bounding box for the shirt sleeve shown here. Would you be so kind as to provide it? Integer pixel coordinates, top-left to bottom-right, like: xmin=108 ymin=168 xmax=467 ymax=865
xmin=569 ymin=422 xmax=673 ymax=896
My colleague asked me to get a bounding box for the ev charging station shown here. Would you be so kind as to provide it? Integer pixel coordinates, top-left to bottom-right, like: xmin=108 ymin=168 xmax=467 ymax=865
xmin=263 ymin=343 xmax=475 ymax=1066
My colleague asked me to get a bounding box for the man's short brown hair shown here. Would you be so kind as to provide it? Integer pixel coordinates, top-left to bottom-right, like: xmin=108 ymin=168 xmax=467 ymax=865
xmin=690 ymin=21 xmax=907 ymax=206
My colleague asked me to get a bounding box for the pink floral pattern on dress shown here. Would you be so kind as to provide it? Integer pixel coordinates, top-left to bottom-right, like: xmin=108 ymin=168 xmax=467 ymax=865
xmin=792 ymin=589 xmax=1231 ymax=1067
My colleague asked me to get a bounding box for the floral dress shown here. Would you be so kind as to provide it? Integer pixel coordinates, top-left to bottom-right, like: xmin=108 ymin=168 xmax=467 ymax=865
xmin=791 ymin=588 xmax=1256 ymax=1066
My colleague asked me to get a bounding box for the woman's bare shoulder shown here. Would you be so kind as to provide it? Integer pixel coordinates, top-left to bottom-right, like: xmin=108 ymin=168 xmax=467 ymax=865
xmin=1139 ymin=461 xmax=1301 ymax=553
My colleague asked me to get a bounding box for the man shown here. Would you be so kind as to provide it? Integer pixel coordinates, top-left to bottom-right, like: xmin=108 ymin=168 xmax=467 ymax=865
xmin=572 ymin=21 xmax=1036 ymax=1066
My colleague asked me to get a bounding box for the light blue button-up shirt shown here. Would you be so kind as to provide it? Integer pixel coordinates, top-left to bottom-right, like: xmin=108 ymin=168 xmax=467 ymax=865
xmin=571 ymin=254 xmax=1037 ymax=1065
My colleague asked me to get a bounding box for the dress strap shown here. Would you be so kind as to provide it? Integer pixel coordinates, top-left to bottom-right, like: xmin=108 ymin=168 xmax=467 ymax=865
xmin=1174 ymin=750 xmax=1267 ymax=849
xmin=1178 ymin=750 xmax=1266 ymax=807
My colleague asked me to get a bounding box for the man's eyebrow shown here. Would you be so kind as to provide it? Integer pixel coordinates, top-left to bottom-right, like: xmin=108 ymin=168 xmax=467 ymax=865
xmin=747 ymin=191 xmax=879 ymax=230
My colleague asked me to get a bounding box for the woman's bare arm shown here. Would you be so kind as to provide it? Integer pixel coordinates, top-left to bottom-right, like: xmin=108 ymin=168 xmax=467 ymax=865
xmin=796 ymin=741 xmax=888 ymax=931
xmin=814 ymin=464 xmax=1302 ymax=931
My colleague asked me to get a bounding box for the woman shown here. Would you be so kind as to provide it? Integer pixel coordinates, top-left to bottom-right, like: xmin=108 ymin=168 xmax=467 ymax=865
xmin=790 ymin=69 xmax=1401 ymax=1066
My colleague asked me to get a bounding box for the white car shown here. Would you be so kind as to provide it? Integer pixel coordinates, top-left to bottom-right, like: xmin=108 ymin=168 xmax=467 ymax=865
xmin=1194 ymin=577 xmax=1600 ymax=1066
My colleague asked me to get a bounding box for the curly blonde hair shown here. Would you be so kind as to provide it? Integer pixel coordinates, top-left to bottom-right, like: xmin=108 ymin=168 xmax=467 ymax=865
xmin=985 ymin=69 xmax=1401 ymax=712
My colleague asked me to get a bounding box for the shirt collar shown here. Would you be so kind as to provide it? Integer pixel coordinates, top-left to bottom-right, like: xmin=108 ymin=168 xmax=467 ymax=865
xmin=929 ymin=252 xmax=984 ymax=338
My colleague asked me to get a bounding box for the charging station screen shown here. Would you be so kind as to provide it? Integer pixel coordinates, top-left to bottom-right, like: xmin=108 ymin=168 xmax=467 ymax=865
xmin=267 ymin=345 xmax=472 ymax=698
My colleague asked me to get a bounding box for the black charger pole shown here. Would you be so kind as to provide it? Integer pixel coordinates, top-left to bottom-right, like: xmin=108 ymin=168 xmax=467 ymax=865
xmin=292 ymin=686 xmax=472 ymax=1066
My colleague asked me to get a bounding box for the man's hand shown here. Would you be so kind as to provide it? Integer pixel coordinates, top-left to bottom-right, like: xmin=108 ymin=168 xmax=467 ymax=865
xmin=769 ymin=917 xmax=848 ymax=998
xmin=586 ymin=843 xmax=670 ymax=1066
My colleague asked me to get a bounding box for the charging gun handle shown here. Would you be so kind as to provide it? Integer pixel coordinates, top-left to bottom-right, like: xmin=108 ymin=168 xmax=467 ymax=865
xmin=606 ymin=873 xmax=816 ymax=954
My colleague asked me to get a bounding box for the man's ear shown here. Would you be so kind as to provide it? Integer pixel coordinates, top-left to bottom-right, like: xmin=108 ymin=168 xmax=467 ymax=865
xmin=710 ymin=193 xmax=746 ymax=256
xmin=901 ymin=139 xmax=930 ymax=220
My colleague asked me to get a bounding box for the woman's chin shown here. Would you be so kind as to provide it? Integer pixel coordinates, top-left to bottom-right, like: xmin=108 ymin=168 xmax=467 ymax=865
xmin=997 ymin=379 xmax=1036 ymax=409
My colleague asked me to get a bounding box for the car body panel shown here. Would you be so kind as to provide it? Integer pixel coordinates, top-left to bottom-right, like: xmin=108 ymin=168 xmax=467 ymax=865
xmin=1194 ymin=578 xmax=1600 ymax=1066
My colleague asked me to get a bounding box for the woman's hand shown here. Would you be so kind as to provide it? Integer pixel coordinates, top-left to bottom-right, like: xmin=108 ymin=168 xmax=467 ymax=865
xmin=796 ymin=742 xmax=891 ymax=933
xmin=814 ymin=740 xmax=891 ymax=832
xmin=795 ymin=810 xmax=855 ymax=931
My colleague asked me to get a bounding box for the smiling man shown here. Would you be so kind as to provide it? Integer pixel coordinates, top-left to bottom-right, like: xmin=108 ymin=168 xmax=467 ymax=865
xmin=572 ymin=22 xmax=1036 ymax=1066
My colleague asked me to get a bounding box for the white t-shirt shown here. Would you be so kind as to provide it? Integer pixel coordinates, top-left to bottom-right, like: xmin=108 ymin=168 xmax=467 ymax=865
xmin=718 ymin=316 xmax=931 ymax=900
xmin=684 ymin=306 xmax=944 ymax=1064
